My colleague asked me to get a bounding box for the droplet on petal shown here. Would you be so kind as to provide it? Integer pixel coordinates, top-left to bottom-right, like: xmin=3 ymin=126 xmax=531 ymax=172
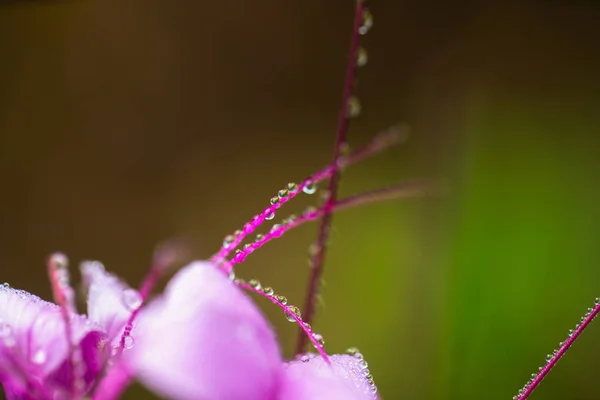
xmin=280 ymin=354 xmax=378 ymax=400
xmin=122 ymin=289 xmax=143 ymax=311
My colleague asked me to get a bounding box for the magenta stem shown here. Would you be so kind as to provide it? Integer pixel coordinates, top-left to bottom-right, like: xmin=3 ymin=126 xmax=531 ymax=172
xmin=212 ymin=124 xmax=406 ymax=267
xmin=237 ymin=281 xmax=330 ymax=363
xmin=296 ymin=0 xmax=366 ymax=355
xmin=229 ymin=180 xmax=436 ymax=267
xmin=516 ymin=299 xmax=600 ymax=399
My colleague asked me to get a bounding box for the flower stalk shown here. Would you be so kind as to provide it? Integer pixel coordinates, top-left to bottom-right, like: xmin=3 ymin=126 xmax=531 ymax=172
xmin=515 ymin=297 xmax=600 ymax=399
xmin=296 ymin=0 xmax=368 ymax=354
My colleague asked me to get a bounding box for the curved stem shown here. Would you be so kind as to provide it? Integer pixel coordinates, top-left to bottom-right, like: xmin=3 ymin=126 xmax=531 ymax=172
xmin=229 ymin=180 xmax=437 ymax=267
xmin=213 ymin=124 xmax=407 ymax=267
xmin=296 ymin=0 xmax=366 ymax=355
xmin=236 ymin=281 xmax=330 ymax=363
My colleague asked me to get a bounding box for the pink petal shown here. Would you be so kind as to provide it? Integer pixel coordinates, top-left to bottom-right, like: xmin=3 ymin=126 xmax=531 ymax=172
xmin=279 ymin=354 xmax=378 ymax=400
xmin=128 ymin=261 xmax=282 ymax=400
xmin=0 ymin=285 xmax=102 ymax=396
xmin=81 ymin=261 xmax=141 ymax=344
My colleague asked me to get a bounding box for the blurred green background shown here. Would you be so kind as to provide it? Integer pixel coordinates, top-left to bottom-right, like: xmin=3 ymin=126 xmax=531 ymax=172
xmin=1 ymin=1 xmax=600 ymax=399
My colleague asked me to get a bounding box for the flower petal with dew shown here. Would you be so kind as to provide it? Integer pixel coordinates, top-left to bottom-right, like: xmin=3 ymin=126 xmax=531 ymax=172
xmin=0 ymin=284 xmax=108 ymax=399
xmin=81 ymin=260 xmax=142 ymax=346
xmin=280 ymin=354 xmax=378 ymax=400
xmin=126 ymin=261 xmax=378 ymax=400
xmin=128 ymin=261 xmax=283 ymax=400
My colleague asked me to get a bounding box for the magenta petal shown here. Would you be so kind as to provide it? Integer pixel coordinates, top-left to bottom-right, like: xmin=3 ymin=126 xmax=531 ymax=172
xmin=0 ymin=285 xmax=101 ymax=397
xmin=81 ymin=261 xmax=140 ymax=344
xmin=279 ymin=354 xmax=378 ymax=400
xmin=47 ymin=330 xmax=109 ymax=391
xmin=129 ymin=261 xmax=282 ymax=400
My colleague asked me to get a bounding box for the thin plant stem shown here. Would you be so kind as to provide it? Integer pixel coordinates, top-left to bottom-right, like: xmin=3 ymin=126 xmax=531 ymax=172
xmin=229 ymin=180 xmax=438 ymax=266
xmin=213 ymin=124 xmax=407 ymax=267
xmin=296 ymin=0 xmax=366 ymax=354
xmin=515 ymin=298 xmax=600 ymax=399
xmin=236 ymin=281 xmax=330 ymax=363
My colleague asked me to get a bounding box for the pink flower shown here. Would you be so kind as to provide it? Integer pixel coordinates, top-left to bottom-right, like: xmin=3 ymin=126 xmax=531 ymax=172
xmin=0 ymin=259 xmax=136 ymax=399
xmin=0 ymin=259 xmax=378 ymax=400
xmin=126 ymin=261 xmax=378 ymax=400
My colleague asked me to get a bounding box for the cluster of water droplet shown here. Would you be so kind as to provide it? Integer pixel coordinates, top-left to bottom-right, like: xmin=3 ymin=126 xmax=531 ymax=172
xmin=290 ymin=348 xmax=377 ymax=398
xmin=227 ymin=206 xmax=325 ymax=269
xmin=347 ymin=346 xmax=378 ymax=397
xmin=234 ymin=277 xmax=328 ymax=356
xmin=513 ymin=297 xmax=600 ymax=400
xmin=344 ymin=4 xmax=373 ymax=120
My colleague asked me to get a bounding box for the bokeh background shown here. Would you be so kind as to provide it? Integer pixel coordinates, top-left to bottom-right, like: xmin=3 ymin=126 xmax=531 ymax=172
xmin=1 ymin=0 xmax=600 ymax=399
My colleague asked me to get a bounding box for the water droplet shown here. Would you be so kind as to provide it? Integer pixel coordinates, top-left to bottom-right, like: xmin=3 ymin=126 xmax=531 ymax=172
xmin=270 ymin=196 xmax=280 ymax=206
xmin=287 ymin=182 xmax=299 ymax=192
xmin=313 ymin=333 xmax=325 ymax=346
xmin=358 ymin=359 xmax=369 ymax=369
xmin=49 ymin=253 xmax=69 ymax=270
xmin=263 ymin=287 xmax=274 ymax=296
xmin=270 ymin=224 xmax=283 ymax=234
xmin=595 ymin=297 xmax=600 ymax=305
xmin=346 ymin=346 xmax=359 ymax=355
xmin=0 ymin=322 xmax=14 ymax=347
xmin=265 ymin=211 xmax=275 ymax=221
xmin=223 ymin=235 xmax=235 ymax=248
xmin=545 ymin=354 xmax=552 ymax=362
xmin=319 ymin=189 xmax=331 ymax=201
xmin=248 ymin=279 xmax=262 ymax=290
xmin=568 ymin=329 xmax=574 ymax=337
xmin=357 ymin=47 xmax=368 ymax=67
xmin=234 ymin=278 xmax=246 ymax=285
xmin=278 ymin=189 xmax=289 ymax=199
xmin=228 ymin=271 xmax=236 ymax=281
xmin=340 ymin=142 xmax=351 ymax=156
xmin=33 ymin=349 xmax=47 ymax=364
xmin=243 ymin=243 xmax=254 ymax=254
xmin=362 ymin=368 xmax=371 ymax=376
xmin=275 ymin=295 xmax=288 ymax=305
xmin=285 ymin=306 xmax=301 ymax=322
xmin=2 ymin=282 xmax=9 ymax=288
xmin=283 ymin=214 xmax=297 ymax=225
xmin=234 ymin=230 xmax=242 ymax=237
xmin=359 ymin=8 xmax=373 ymax=35
xmin=0 ymin=322 xmax=12 ymax=338
xmin=303 ymin=206 xmax=317 ymax=216
xmin=300 ymin=354 xmax=310 ymax=363
xmin=303 ymin=322 xmax=312 ymax=332
xmin=347 ymin=96 xmax=361 ymax=118
xmin=122 ymin=289 xmax=143 ymax=311
xmin=255 ymin=234 xmax=264 ymax=243
xmin=303 ymin=181 xmax=317 ymax=195
xmin=123 ymin=335 xmax=135 ymax=349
